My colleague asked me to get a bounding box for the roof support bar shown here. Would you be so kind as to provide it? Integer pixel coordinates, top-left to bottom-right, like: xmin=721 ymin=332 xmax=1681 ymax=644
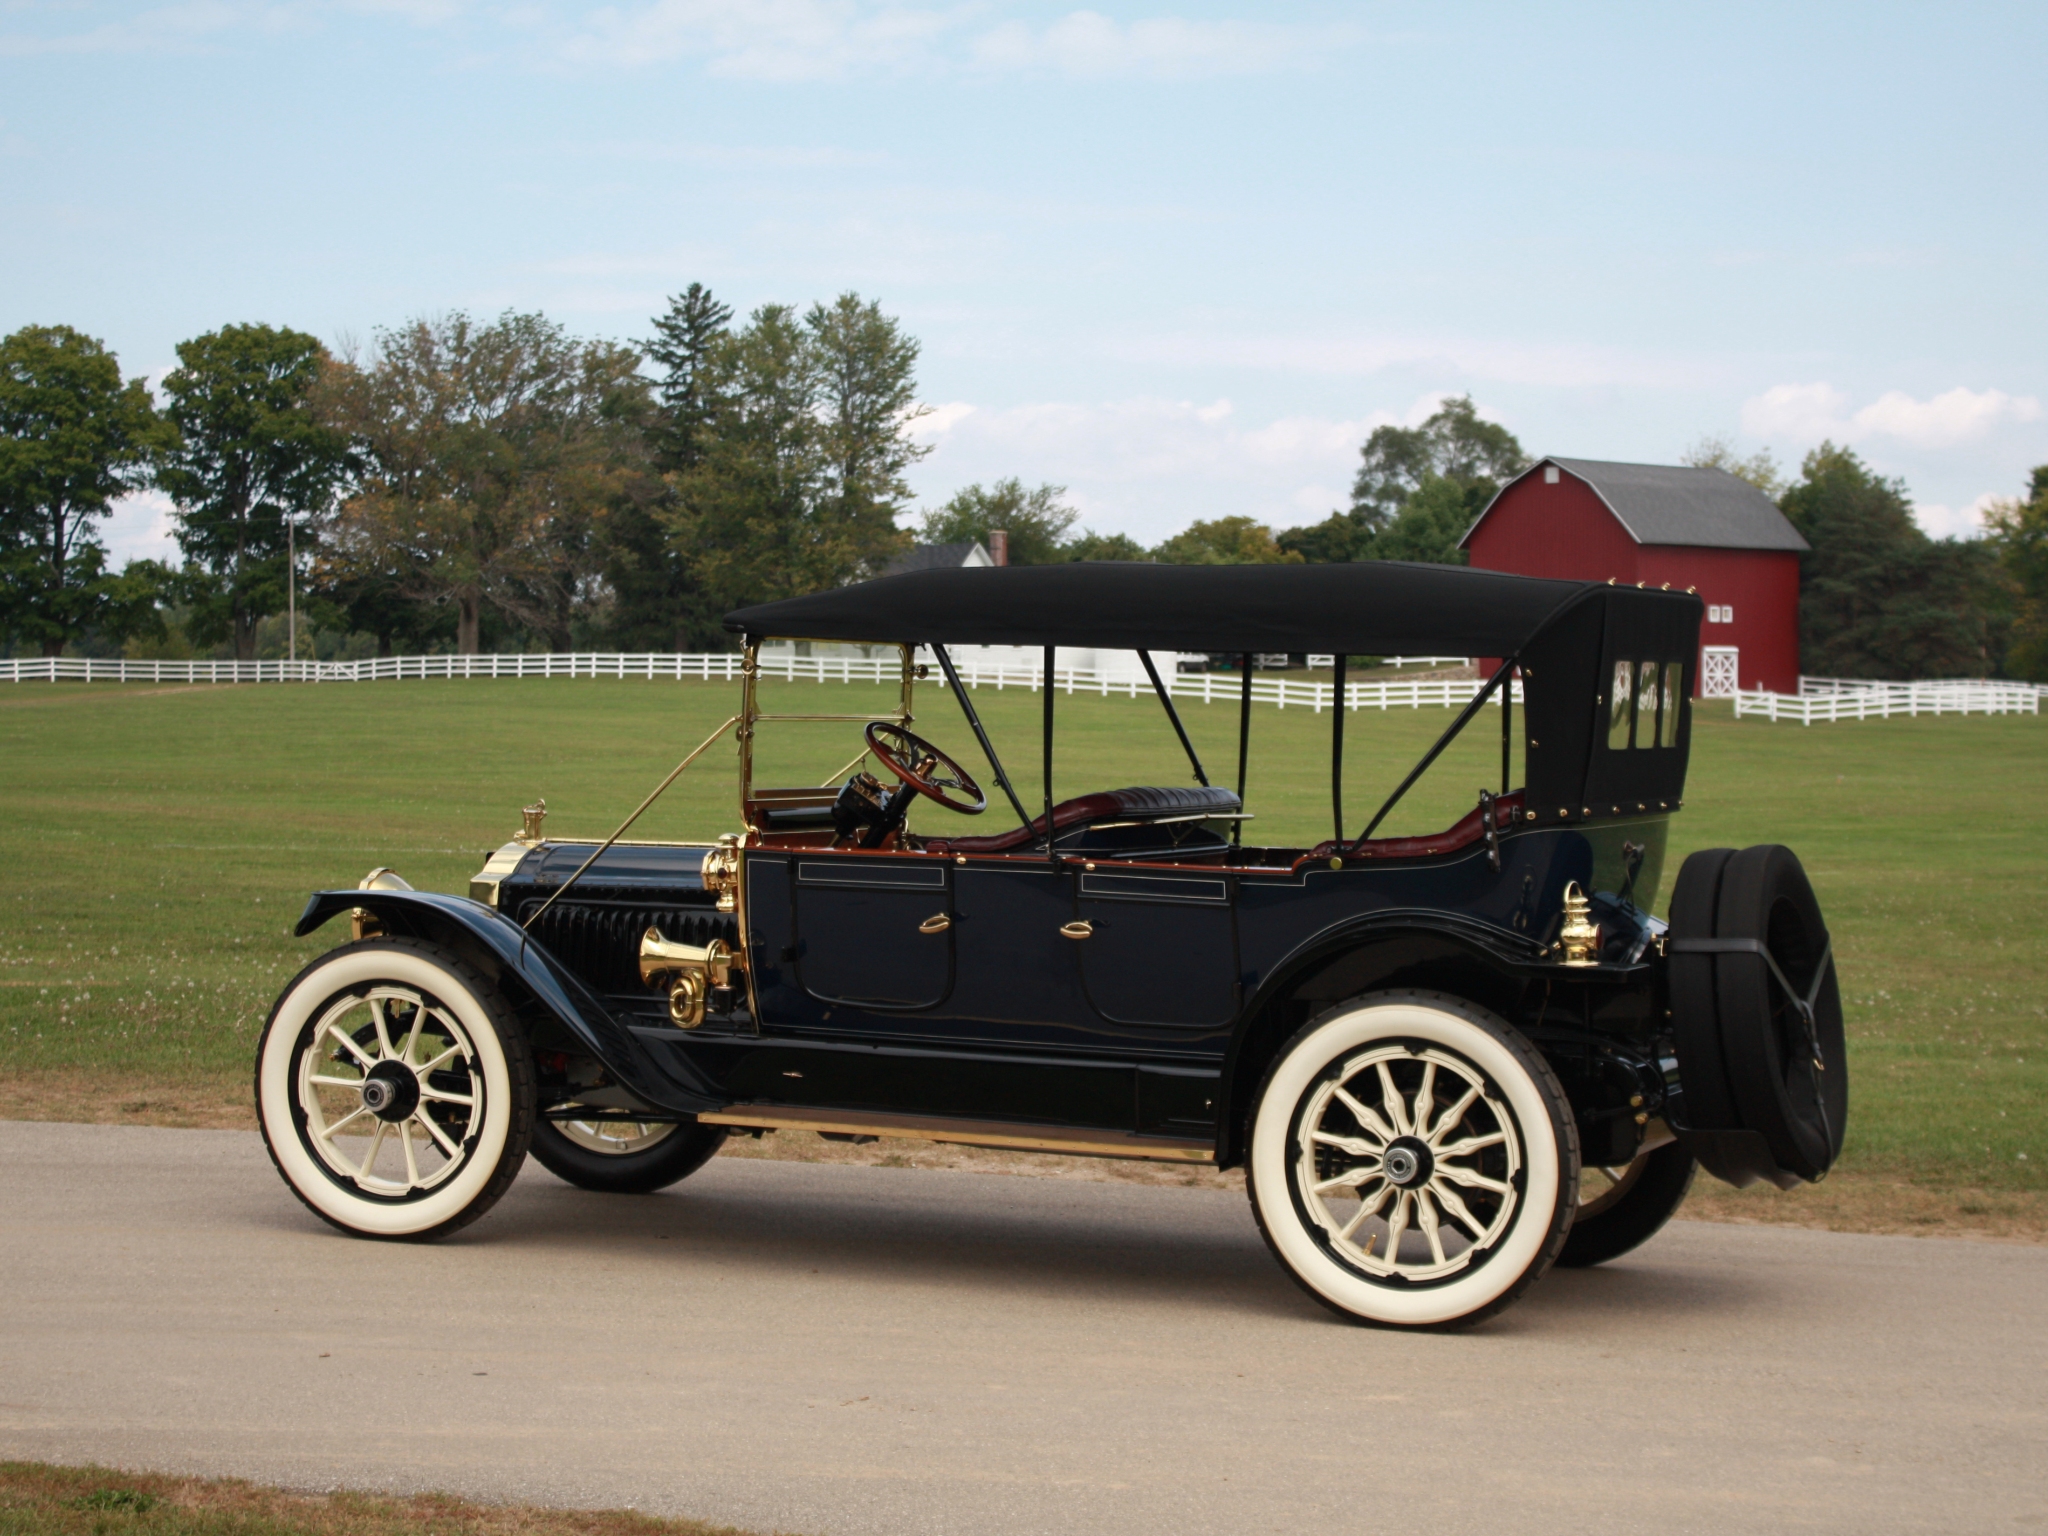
xmin=933 ymin=643 xmax=1035 ymax=838
xmin=1354 ymin=653 xmax=1518 ymax=849
xmin=1234 ymin=653 xmax=1253 ymax=847
xmin=1042 ymin=645 xmax=1056 ymax=861
xmin=1501 ymin=662 xmax=1514 ymax=795
xmin=1139 ymin=650 xmax=1209 ymax=787
xmin=1331 ymin=654 xmax=1347 ymax=845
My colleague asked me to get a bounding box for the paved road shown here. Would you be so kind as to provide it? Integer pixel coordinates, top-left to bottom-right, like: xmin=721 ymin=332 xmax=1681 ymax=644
xmin=2 ymin=1122 xmax=2044 ymax=1536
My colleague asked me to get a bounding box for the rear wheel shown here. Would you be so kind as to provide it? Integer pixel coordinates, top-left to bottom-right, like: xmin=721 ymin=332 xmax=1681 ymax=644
xmin=1558 ymin=1141 xmax=1696 ymax=1267
xmin=256 ymin=939 xmax=534 ymax=1240
xmin=1246 ymin=991 xmax=1578 ymax=1328
xmin=529 ymin=1112 xmax=728 ymax=1193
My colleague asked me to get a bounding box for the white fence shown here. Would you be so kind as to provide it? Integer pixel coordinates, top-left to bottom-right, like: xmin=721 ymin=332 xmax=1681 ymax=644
xmin=1737 ymin=676 xmax=2042 ymax=723
xmin=0 ymin=650 xmax=1514 ymax=712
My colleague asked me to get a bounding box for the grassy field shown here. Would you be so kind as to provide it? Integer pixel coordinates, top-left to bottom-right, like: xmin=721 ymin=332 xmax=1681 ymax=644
xmin=1 ymin=674 xmax=2042 ymax=1234
xmin=0 ymin=1462 xmax=765 ymax=1536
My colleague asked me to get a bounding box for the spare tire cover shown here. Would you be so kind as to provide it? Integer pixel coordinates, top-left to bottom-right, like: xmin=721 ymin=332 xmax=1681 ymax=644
xmin=1714 ymin=845 xmax=1848 ymax=1182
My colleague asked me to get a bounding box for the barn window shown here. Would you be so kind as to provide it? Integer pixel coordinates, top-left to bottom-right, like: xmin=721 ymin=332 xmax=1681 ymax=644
xmin=1707 ymin=603 xmax=1734 ymax=624
xmin=1543 ymin=465 xmax=1560 ymax=484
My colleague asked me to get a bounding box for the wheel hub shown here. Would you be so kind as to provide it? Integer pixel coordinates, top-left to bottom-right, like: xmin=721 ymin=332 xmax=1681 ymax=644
xmin=1383 ymin=1137 xmax=1433 ymax=1188
xmin=360 ymin=1060 xmax=421 ymax=1122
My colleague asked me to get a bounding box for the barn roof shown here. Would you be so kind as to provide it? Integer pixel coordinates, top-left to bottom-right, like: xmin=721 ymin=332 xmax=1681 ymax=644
xmin=1467 ymin=457 xmax=1810 ymax=553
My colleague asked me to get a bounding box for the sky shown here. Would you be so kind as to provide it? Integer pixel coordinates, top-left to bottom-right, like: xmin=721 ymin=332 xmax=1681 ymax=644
xmin=5 ymin=0 xmax=2045 ymax=565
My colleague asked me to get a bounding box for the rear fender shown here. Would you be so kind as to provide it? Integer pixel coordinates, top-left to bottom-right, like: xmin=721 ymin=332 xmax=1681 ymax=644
xmin=1214 ymin=912 xmax=1548 ymax=1168
xmin=294 ymin=890 xmax=721 ymax=1115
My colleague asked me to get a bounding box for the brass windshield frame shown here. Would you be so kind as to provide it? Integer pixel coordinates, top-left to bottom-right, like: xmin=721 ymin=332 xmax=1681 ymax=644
xmin=739 ymin=638 xmax=917 ymax=833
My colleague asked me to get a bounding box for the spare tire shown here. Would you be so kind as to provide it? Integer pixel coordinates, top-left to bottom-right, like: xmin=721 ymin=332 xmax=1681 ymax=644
xmin=1715 ymin=845 xmax=1847 ymax=1182
xmin=1666 ymin=844 xmax=1847 ymax=1188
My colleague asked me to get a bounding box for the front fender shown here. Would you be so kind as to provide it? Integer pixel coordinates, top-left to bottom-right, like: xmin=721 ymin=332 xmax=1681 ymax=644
xmin=294 ymin=890 xmax=720 ymax=1115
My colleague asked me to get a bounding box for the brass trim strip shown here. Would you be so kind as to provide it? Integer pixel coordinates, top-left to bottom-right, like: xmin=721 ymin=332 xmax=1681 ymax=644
xmin=698 ymin=1104 xmax=1214 ymax=1163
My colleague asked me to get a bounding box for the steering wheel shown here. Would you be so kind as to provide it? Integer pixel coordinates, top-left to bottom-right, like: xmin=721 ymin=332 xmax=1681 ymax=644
xmin=864 ymin=722 xmax=987 ymax=816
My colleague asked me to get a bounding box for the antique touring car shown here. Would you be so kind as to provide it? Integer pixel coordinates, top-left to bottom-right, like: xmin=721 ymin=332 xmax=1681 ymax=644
xmin=258 ymin=562 xmax=1846 ymax=1327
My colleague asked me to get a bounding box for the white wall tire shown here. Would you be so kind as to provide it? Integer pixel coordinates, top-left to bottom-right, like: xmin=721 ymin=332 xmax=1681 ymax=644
xmin=256 ymin=939 xmax=535 ymax=1240
xmin=1247 ymin=990 xmax=1578 ymax=1328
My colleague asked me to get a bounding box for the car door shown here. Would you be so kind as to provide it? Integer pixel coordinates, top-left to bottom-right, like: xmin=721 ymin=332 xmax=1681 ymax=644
xmin=790 ymin=853 xmax=953 ymax=1009
xmin=1071 ymin=867 xmax=1240 ymax=1028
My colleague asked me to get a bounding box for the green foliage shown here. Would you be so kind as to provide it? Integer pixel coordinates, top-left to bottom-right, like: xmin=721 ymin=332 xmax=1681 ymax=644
xmin=918 ymin=478 xmax=1077 ymax=564
xmin=641 ymin=283 xmax=732 ymax=477
xmin=1983 ymin=466 xmax=2048 ymax=681
xmin=660 ymin=297 xmax=920 ymax=613
xmin=155 ymin=325 xmax=350 ymax=661
xmin=1348 ymin=394 xmax=1527 ymax=532
xmin=1366 ymin=475 xmax=1477 ymax=566
xmin=1781 ymin=443 xmax=2004 ymax=679
xmin=1681 ymin=433 xmax=1787 ymax=498
xmin=1064 ymin=529 xmax=1148 ymax=562
xmin=1280 ymin=396 xmax=1523 ymax=565
xmin=0 ymin=324 xmax=172 ymax=656
xmin=1151 ymin=514 xmax=1302 ymax=565
xmin=318 ymin=312 xmax=649 ymax=654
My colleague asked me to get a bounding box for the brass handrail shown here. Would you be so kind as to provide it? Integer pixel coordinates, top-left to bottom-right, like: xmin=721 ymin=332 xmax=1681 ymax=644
xmin=520 ymin=715 xmax=740 ymax=931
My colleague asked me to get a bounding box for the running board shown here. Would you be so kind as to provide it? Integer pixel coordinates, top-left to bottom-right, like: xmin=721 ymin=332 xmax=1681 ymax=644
xmin=698 ymin=1104 xmax=1215 ymax=1163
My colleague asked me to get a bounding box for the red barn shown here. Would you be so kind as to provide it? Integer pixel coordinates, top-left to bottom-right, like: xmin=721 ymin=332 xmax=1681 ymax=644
xmin=1461 ymin=456 xmax=1809 ymax=695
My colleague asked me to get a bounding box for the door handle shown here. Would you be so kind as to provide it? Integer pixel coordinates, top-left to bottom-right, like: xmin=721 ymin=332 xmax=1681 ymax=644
xmin=1059 ymin=920 xmax=1094 ymax=940
xmin=918 ymin=913 xmax=952 ymax=934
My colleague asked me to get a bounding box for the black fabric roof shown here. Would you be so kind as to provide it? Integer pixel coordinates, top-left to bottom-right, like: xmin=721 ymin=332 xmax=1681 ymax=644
xmin=725 ymin=561 xmax=1608 ymax=656
xmin=1471 ymin=458 xmax=1810 ymax=552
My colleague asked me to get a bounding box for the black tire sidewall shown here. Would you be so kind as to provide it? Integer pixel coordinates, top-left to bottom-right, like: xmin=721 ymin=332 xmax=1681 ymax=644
xmin=1668 ymin=847 xmax=1739 ymax=1131
xmin=1557 ymin=1143 xmax=1698 ymax=1268
xmin=529 ymin=1116 xmax=728 ymax=1193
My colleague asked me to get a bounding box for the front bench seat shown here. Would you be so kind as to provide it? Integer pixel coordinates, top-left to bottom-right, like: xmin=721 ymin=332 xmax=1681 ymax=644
xmin=924 ymin=785 xmax=1242 ymax=855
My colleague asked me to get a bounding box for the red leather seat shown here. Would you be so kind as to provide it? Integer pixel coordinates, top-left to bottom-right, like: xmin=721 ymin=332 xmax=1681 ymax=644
xmin=925 ymin=785 xmax=1242 ymax=855
xmin=1299 ymin=792 xmax=1525 ymax=869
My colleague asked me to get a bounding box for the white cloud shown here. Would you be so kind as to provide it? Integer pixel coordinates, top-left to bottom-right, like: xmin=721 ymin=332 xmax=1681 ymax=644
xmin=1910 ymin=492 xmax=2002 ymax=541
xmin=1118 ymin=328 xmax=1697 ymax=390
xmin=1741 ymin=382 xmax=2042 ymax=450
xmin=97 ymin=491 xmax=182 ymax=567
xmin=906 ymin=392 xmax=1441 ymax=544
xmin=970 ymin=10 xmax=1357 ymax=79
xmin=907 ymin=400 xmax=976 ymax=438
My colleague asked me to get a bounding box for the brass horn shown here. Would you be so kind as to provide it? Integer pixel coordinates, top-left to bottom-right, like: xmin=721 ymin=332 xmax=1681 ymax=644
xmin=638 ymin=928 xmax=736 ymax=1029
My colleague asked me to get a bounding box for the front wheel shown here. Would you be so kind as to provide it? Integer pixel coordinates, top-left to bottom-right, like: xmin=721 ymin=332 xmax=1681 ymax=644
xmin=1246 ymin=991 xmax=1579 ymax=1328
xmin=256 ymin=938 xmax=535 ymax=1240
xmin=529 ymin=1113 xmax=728 ymax=1193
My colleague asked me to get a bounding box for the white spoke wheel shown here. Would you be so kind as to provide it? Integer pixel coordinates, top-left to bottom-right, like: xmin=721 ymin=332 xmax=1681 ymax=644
xmin=530 ymin=1108 xmax=728 ymax=1194
xmin=257 ymin=939 xmax=534 ymax=1239
xmin=1248 ymin=991 xmax=1578 ymax=1328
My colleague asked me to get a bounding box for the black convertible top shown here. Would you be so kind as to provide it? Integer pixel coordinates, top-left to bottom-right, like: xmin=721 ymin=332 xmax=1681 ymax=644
xmin=726 ymin=561 xmax=1596 ymax=656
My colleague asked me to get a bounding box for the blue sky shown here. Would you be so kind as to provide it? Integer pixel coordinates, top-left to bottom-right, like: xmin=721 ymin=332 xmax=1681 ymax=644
xmin=5 ymin=1 xmax=2044 ymax=563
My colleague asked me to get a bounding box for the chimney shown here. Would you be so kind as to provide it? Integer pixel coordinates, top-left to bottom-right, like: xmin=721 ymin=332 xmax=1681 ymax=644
xmin=988 ymin=529 xmax=1009 ymax=567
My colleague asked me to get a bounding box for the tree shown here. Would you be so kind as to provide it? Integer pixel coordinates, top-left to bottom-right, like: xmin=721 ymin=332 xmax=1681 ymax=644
xmin=320 ymin=311 xmax=646 ymax=655
xmin=919 ymin=479 xmax=1077 ymax=563
xmin=1367 ymin=475 xmax=1475 ymax=565
xmin=1681 ymin=434 xmax=1785 ymax=499
xmin=1983 ymin=465 xmax=2048 ymax=680
xmin=662 ymin=297 xmax=924 ymax=611
xmin=1152 ymin=515 xmax=1302 ymax=565
xmin=1780 ymin=442 xmax=2002 ymax=678
xmin=0 ymin=324 xmax=171 ymax=655
xmin=1064 ymin=529 xmax=1148 ymax=562
xmin=602 ymin=285 xmax=734 ymax=651
xmin=155 ymin=324 xmax=350 ymax=661
xmin=1280 ymin=394 xmax=1525 ymax=564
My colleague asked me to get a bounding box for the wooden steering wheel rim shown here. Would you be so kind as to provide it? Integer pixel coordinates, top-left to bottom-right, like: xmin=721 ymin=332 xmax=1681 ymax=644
xmin=863 ymin=722 xmax=987 ymax=815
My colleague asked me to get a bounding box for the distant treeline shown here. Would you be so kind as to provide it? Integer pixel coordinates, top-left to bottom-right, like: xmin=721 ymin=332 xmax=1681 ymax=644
xmin=1 ymin=300 xmax=2042 ymax=680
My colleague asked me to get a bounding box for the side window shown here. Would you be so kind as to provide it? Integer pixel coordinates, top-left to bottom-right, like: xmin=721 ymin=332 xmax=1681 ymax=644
xmin=1635 ymin=661 xmax=1659 ymax=750
xmin=1608 ymin=661 xmax=1634 ymax=751
xmin=1660 ymin=661 xmax=1684 ymax=747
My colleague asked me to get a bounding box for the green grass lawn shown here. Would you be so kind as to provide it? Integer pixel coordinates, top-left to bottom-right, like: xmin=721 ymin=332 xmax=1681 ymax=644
xmin=2 ymin=674 xmax=2042 ymax=1197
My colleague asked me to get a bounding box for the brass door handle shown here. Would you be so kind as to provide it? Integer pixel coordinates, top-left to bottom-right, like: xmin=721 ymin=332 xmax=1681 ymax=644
xmin=1059 ymin=920 xmax=1094 ymax=940
xmin=918 ymin=913 xmax=952 ymax=934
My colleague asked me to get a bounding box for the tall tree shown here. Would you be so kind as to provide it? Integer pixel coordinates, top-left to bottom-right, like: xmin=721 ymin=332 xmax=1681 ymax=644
xmin=808 ymin=292 xmax=927 ymax=569
xmin=0 ymin=324 xmax=170 ymax=655
xmin=663 ymin=296 xmax=924 ymax=610
xmin=1780 ymin=442 xmax=2001 ymax=678
xmin=1983 ymin=465 xmax=2048 ymax=681
xmin=320 ymin=311 xmax=646 ymax=655
xmin=1152 ymin=515 xmax=1302 ymax=565
xmin=919 ymin=479 xmax=1077 ymax=563
xmin=155 ymin=324 xmax=350 ymax=660
xmin=1681 ymin=434 xmax=1786 ymax=498
xmin=643 ymin=283 xmax=733 ymax=475
xmin=1280 ymin=394 xmax=1525 ymax=563
xmin=1367 ymin=475 xmax=1475 ymax=565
